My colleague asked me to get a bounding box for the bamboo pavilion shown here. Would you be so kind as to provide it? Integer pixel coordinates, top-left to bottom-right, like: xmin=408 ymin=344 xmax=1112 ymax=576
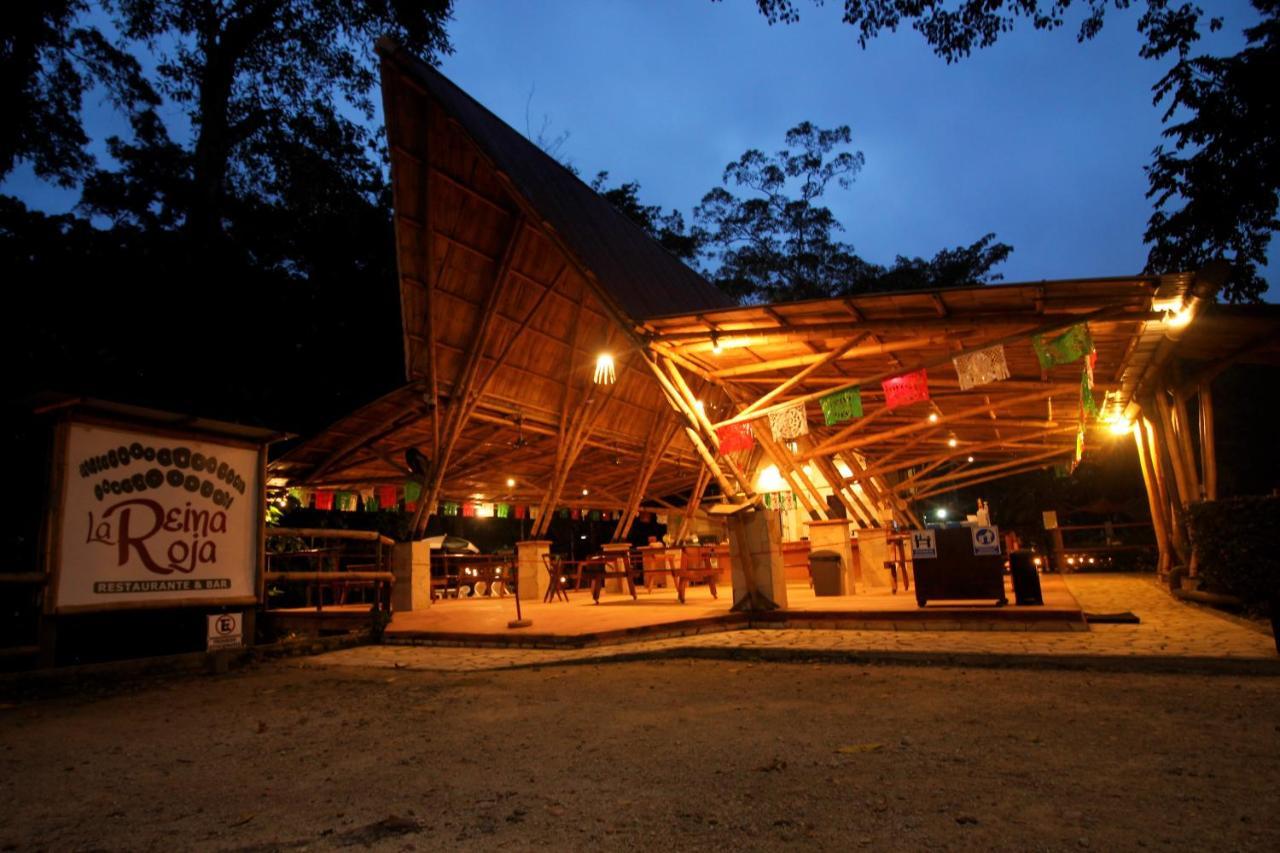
xmin=269 ymin=40 xmax=1279 ymax=620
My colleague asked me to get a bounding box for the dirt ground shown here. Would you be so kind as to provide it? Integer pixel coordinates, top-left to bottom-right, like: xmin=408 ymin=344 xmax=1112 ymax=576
xmin=2 ymin=657 xmax=1278 ymax=851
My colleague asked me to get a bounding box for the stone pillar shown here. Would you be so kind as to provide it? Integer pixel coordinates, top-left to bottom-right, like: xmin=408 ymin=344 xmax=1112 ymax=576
xmin=391 ymin=540 xmax=433 ymax=611
xmin=516 ymin=540 xmax=552 ymax=602
xmin=602 ymin=542 xmax=632 ymax=593
xmin=728 ymin=508 xmax=787 ymax=610
xmin=855 ymin=528 xmax=892 ymax=593
xmin=807 ymin=519 xmax=856 ymax=595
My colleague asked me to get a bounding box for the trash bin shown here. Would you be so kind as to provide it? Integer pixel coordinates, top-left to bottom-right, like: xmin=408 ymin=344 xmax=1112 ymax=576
xmin=1009 ymin=550 xmax=1044 ymax=605
xmin=809 ymin=550 xmax=843 ymax=596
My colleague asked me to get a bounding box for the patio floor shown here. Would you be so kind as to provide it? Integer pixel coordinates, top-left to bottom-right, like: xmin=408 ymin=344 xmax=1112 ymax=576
xmin=379 ymin=573 xmax=1085 ymax=647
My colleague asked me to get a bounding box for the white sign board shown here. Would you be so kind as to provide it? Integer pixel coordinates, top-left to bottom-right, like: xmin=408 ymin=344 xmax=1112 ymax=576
xmin=908 ymin=529 xmax=937 ymax=559
xmin=207 ymin=612 xmax=244 ymax=651
xmin=54 ymin=422 xmax=261 ymax=612
xmin=970 ymin=524 xmax=1002 ymax=556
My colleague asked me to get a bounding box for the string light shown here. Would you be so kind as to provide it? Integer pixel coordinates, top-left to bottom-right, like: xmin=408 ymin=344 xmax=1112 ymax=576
xmin=506 ymin=478 xmax=515 ymax=488
xmin=928 ymin=412 xmax=939 ymax=423
xmin=582 ymin=488 xmax=589 ymax=496
xmin=593 ymin=353 xmax=616 ymax=384
xmin=948 ymin=436 xmax=958 ymax=448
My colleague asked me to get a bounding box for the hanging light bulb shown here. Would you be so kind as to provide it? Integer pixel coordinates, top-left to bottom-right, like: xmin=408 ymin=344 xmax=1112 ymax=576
xmin=948 ymin=436 xmax=958 ymax=448
xmin=593 ymin=353 xmax=616 ymax=384
xmin=928 ymin=412 xmax=939 ymax=423
xmin=506 ymin=477 xmax=516 ymax=488
xmin=710 ymin=334 xmax=722 ymax=355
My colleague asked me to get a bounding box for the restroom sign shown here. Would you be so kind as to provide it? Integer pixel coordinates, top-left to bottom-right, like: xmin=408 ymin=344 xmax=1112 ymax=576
xmin=908 ymin=529 xmax=937 ymax=559
xmin=970 ymin=525 xmax=1002 ymax=556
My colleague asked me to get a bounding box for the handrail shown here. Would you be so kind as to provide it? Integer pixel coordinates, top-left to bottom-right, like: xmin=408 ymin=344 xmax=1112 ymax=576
xmin=266 ymin=527 xmax=396 ymax=546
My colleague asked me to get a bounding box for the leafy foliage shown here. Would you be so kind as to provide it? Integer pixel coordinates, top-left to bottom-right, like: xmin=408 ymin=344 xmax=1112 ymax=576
xmin=0 ymin=1 xmax=152 ymax=186
xmin=590 ymin=171 xmax=704 ymax=262
xmin=690 ymin=122 xmax=1011 ymax=302
xmin=735 ymin=1 xmax=1220 ymax=62
xmin=1185 ymin=496 xmax=1280 ymax=607
xmin=1145 ymin=1 xmax=1279 ymax=302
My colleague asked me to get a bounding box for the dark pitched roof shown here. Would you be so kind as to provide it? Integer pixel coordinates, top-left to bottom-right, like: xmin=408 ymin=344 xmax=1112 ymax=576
xmin=376 ymin=38 xmax=735 ymax=321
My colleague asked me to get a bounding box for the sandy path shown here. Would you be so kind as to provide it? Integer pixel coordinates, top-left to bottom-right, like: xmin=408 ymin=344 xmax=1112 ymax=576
xmin=2 ymin=658 xmax=1278 ymax=851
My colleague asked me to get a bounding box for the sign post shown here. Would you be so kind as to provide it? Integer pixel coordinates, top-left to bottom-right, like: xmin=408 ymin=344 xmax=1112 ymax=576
xmin=970 ymin=524 xmax=1002 ymax=556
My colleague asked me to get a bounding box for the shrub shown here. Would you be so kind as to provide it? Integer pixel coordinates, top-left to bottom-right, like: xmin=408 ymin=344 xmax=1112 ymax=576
xmin=1185 ymin=496 xmax=1280 ymax=609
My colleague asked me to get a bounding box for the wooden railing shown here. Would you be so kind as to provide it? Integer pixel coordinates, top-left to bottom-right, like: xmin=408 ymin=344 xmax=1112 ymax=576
xmin=264 ymin=528 xmax=395 ymax=614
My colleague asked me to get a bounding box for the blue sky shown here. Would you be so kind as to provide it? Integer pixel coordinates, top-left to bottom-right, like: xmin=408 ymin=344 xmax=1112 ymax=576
xmin=5 ymin=0 xmax=1273 ymax=293
xmin=435 ymin=0 xmax=1273 ymax=291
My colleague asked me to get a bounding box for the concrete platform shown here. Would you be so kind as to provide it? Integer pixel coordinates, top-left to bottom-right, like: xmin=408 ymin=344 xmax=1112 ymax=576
xmin=379 ymin=574 xmax=1085 ymax=648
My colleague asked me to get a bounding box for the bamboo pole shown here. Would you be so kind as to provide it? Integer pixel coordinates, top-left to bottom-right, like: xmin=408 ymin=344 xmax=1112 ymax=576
xmin=1171 ymin=386 xmax=1204 ymax=502
xmin=902 ymin=446 xmax=1073 ymax=494
xmin=802 ymin=404 xmax=896 ymax=458
xmin=612 ymin=420 xmax=680 ymax=540
xmin=911 ymin=456 xmax=1069 ymax=500
xmin=1133 ymin=419 xmax=1172 ymax=575
xmin=674 ymin=466 xmax=711 ymax=544
xmin=1154 ymin=390 xmax=1196 ymax=508
xmin=1142 ymin=415 xmax=1188 ymax=564
xmin=820 ymin=387 xmax=1064 ymax=456
xmin=1198 ymin=384 xmax=1217 ymax=501
xmin=732 ymin=336 xmax=871 ymax=417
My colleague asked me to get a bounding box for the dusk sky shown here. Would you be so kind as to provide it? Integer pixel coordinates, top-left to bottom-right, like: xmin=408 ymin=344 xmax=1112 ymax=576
xmin=436 ymin=0 xmax=1274 ymax=293
xmin=5 ymin=0 xmax=1273 ymax=294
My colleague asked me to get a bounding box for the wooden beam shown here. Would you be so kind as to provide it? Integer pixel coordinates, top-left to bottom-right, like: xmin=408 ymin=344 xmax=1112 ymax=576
xmin=818 ymin=387 xmax=1064 ymax=456
xmin=710 ymin=305 xmax=1147 ymax=430
xmin=901 ymin=446 xmax=1073 ymax=494
xmin=912 ymin=458 xmax=1067 ymax=500
xmin=703 ymin=335 xmax=941 ymax=378
xmin=732 ymin=336 xmax=872 ymax=417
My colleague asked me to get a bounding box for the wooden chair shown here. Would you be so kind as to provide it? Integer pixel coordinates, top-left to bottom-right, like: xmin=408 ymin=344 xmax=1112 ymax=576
xmin=675 ymin=546 xmax=718 ymax=604
xmin=541 ymin=553 xmax=570 ymax=603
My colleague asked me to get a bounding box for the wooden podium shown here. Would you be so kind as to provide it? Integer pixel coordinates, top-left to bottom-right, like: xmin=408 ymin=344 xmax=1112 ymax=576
xmin=912 ymin=527 xmax=1006 ymax=607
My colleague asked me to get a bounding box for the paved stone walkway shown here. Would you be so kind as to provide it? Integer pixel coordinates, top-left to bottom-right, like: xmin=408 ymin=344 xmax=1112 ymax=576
xmin=309 ymin=574 xmax=1277 ymax=674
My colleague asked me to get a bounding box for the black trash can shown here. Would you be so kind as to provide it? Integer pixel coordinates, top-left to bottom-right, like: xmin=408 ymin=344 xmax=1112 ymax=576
xmin=809 ymin=550 xmax=843 ymax=596
xmin=1009 ymin=550 xmax=1044 ymax=606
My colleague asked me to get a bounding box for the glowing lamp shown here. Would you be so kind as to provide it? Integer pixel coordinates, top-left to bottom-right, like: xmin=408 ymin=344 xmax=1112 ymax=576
xmin=935 ymin=508 xmax=948 ymax=520
xmin=928 ymin=413 xmax=939 ymax=423
xmin=593 ymin=353 xmax=616 ymax=384
xmin=506 ymin=477 xmax=516 ymax=488
xmin=947 ymin=437 xmax=958 ymax=448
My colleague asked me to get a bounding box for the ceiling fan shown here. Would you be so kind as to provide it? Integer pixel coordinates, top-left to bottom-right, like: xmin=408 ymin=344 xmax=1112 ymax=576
xmin=509 ymin=413 xmax=530 ymax=448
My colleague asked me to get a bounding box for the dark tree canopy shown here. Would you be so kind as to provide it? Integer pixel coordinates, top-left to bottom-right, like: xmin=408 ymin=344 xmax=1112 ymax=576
xmin=2 ymin=0 xmax=455 ymax=438
xmin=734 ymin=1 xmax=1221 ymax=62
xmin=1145 ymin=1 xmax=1279 ymax=302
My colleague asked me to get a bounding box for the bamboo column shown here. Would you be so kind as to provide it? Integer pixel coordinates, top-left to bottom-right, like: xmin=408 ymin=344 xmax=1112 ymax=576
xmin=674 ymin=466 xmax=711 ymax=545
xmin=1198 ymin=384 xmax=1218 ymax=501
xmin=1132 ymin=418 xmax=1173 ymax=575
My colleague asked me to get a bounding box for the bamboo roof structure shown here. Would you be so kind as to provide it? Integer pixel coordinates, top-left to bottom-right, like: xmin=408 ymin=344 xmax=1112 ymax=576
xmin=270 ymin=43 xmax=1266 ymax=539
